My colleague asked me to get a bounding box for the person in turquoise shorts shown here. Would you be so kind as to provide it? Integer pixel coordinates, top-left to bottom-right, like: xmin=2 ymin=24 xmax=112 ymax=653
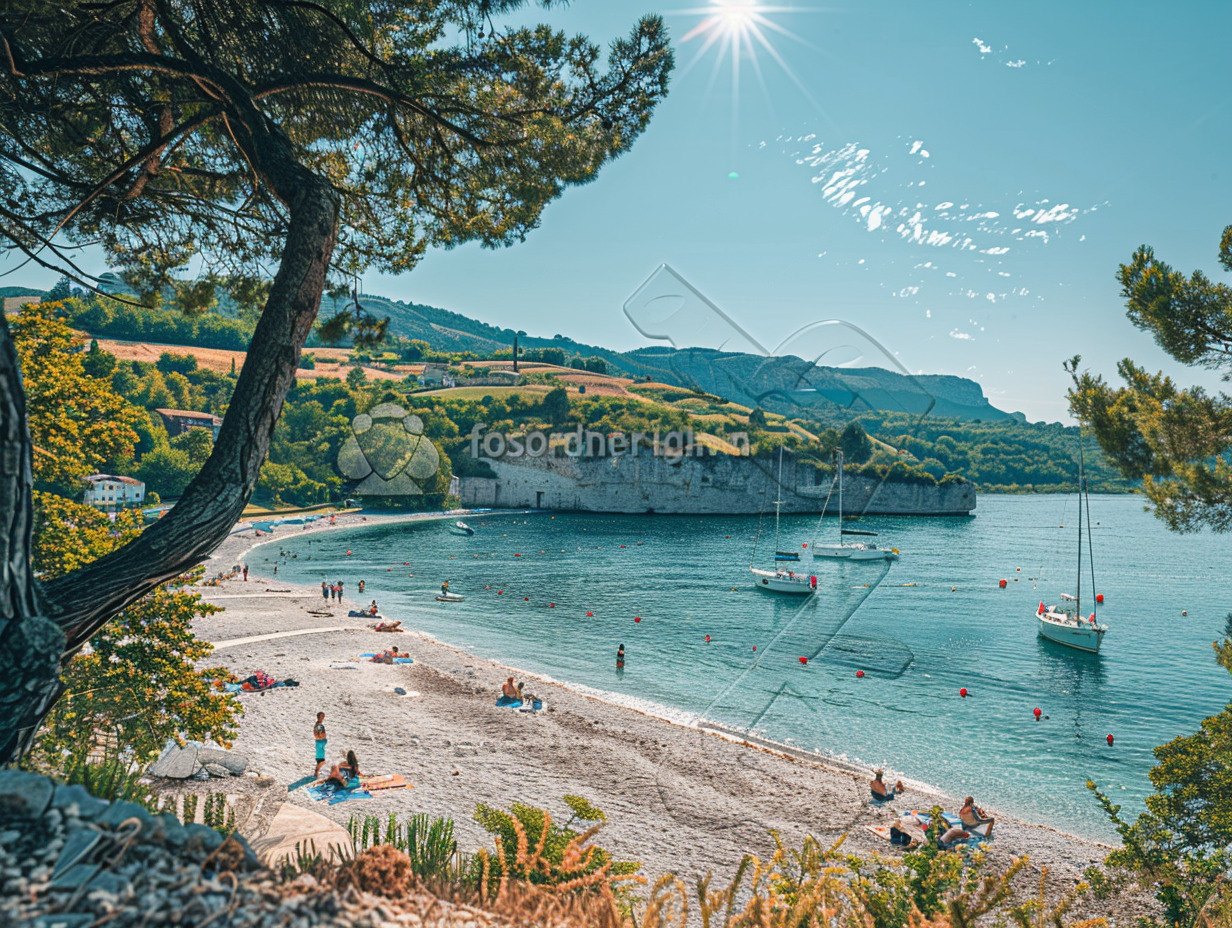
xmin=314 ymin=712 xmax=327 ymax=777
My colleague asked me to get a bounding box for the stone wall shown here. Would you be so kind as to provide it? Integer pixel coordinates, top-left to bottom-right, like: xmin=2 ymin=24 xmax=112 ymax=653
xmin=459 ymin=452 xmax=975 ymax=515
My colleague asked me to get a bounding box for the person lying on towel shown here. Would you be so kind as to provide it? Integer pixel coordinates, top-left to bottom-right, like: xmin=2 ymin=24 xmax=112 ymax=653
xmin=325 ymin=750 xmax=363 ymax=790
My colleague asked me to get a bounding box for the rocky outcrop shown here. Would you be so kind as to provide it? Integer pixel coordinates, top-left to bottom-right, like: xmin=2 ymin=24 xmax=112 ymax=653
xmin=459 ymin=453 xmax=976 ymax=515
xmin=147 ymin=741 xmax=249 ymax=780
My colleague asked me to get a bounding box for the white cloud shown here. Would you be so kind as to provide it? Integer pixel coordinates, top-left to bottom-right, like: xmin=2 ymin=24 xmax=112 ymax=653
xmin=949 ymin=329 xmax=974 ymax=340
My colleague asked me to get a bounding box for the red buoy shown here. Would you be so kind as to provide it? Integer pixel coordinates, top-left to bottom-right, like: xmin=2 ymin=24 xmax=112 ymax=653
xmin=620 ymin=545 xmax=626 ymax=548
xmin=960 ymin=688 xmax=969 ymax=698
xmin=856 ymin=670 xmax=865 ymax=678
xmin=1107 ymin=734 xmax=1114 ymax=746
xmin=634 ymin=616 xmax=642 ymax=623
xmin=705 ymin=635 xmax=711 ymax=642
xmin=1096 ymin=593 xmax=1104 ymax=603
xmin=524 ymin=596 xmax=529 ymax=601
xmin=514 ymin=553 xmax=521 ymax=557
xmin=549 ymin=602 xmax=556 ymax=608
xmin=586 ymin=611 xmax=593 ymax=617
xmin=346 ymin=550 xmax=352 ymax=555
xmin=1033 ymin=707 xmax=1042 ymax=719
xmin=752 ymin=645 xmax=757 ymax=651
xmin=999 ymin=579 xmax=1007 ymax=588
xmin=498 ymin=590 xmax=503 ymax=595
xmin=799 ymin=656 xmax=808 ymax=665
xmin=802 ymin=542 xmax=808 ymax=548
xmin=404 ymin=562 xmax=409 ymax=566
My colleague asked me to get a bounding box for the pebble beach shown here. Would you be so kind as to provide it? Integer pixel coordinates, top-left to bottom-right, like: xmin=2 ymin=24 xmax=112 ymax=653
xmin=192 ymin=510 xmax=1126 ymax=899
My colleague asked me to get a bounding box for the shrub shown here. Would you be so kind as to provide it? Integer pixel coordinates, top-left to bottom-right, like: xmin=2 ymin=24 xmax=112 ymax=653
xmin=470 ymin=796 xmax=639 ymax=900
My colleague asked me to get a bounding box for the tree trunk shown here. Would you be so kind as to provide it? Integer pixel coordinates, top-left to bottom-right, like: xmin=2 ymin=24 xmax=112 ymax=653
xmin=0 ymin=315 xmax=64 ymax=763
xmin=0 ymin=144 xmax=339 ymax=764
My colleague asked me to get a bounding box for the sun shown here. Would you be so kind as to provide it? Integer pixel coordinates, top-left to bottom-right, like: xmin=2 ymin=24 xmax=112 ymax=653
xmin=676 ymin=1 xmax=825 ymax=151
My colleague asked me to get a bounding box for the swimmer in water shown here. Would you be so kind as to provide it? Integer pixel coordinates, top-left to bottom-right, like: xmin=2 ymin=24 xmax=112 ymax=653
xmin=616 ymin=644 xmax=625 ymax=669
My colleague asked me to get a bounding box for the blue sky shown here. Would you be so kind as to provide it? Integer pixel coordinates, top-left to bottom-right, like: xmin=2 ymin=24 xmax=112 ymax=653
xmin=11 ymin=1 xmax=1231 ymax=422
xmin=376 ymin=0 xmax=1232 ymax=422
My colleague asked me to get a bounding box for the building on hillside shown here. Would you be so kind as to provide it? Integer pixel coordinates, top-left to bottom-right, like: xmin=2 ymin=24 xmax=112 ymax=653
xmin=155 ymin=408 xmax=223 ymax=440
xmin=3 ymin=295 xmax=41 ymax=314
xmin=419 ymin=363 xmax=455 ymax=388
xmin=83 ymin=474 xmax=146 ymax=512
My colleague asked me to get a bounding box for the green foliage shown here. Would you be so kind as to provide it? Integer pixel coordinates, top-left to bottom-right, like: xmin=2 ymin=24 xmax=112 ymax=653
xmin=347 ymin=813 xmax=460 ymax=880
xmin=60 ymin=295 xmax=256 ymax=351
xmin=840 ymin=421 xmax=874 ymax=465
xmin=156 ymin=351 xmax=198 ymax=375
xmin=541 ymin=385 xmax=572 ymax=427
xmin=82 ymin=339 xmax=117 ymax=379
xmin=1068 ymin=229 xmax=1232 ymax=531
xmin=11 ymin=305 xmax=145 ymax=495
xmin=136 ymin=447 xmax=197 ymax=499
xmin=1087 ymin=616 xmax=1232 ymax=927
xmin=38 ymin=749 xmax=157 ymax=809
xmin=471 ymin=797 xmax=640 ymax=895
xmin=33 ymin=492 xmax=143 ymax=580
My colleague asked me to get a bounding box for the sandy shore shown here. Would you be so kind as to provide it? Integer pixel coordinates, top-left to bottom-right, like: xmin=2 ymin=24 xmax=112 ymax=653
xmin=193 ymin=510 xmax=1117 ymax=894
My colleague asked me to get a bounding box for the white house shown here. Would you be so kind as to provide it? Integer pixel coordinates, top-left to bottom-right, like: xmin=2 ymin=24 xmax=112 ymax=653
xmin=83 ymin=474 xmax=146 ymax=512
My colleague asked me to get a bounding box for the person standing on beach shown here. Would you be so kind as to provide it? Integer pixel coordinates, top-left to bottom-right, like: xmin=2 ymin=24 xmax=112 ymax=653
xmin=322 ymin=581 xmax=329 ymax=603
xmin=314 ymin=713 xmax=327 ymax=777
xmin=338 ymin=580 xmax=345 ymax=601
xmin=242 ymin=564 xmax=248 ymax=581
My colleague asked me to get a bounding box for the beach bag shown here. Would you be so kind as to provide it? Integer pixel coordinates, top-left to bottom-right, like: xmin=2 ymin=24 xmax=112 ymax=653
xmin=889 ymin=825 xmax=912 ymax=846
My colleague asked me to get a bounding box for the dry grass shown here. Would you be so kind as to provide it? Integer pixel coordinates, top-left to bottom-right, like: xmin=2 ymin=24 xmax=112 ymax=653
xmin=90 ymin=338 xmax=404 ymax=382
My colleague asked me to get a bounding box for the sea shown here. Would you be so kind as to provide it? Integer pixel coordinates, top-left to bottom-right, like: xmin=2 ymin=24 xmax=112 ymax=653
xmin=251 ymin=494 xmax=1231 ymax=840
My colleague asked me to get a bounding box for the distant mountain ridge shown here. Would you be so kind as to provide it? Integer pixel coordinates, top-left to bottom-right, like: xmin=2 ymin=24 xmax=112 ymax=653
xmin=35 ymin=278 xmax=1016 ymax=422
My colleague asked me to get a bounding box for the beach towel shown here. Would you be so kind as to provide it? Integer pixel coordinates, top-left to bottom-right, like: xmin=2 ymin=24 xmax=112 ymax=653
xmin=287 ymin=775 xmax=319 ymax=792
xmin=305 ymin=782 xmax=372 ymax=803
xmin=495 ymin=696 xmax=521 ymax=708
xmin=360 ymin=653 xmax=413 ymax=664
xmin=360 ymin=774 xmax=410 ymax=792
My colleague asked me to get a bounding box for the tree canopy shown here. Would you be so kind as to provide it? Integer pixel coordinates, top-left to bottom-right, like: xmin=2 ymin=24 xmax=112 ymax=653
xmin=1069 ymin=229 xmax=1232 ymax=531
xmin=0 ymin=0 xmax=673 ymax=763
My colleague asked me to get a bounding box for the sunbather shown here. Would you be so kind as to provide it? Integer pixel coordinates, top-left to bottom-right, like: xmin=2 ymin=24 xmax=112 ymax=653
xmin=325 ymin=750 xmax=362 ymax=789
xmin=937 ymin=824 xmax=970 ymax=850
xmin=373 ymin=619 xmax=402 ymax=632
xmin=960 ymin=796 xmax=995 ymax=836
xmin=501 ymin=677 xmax=519 ymax=700
xmin=870 ymin=769 xmax=906 ymax=802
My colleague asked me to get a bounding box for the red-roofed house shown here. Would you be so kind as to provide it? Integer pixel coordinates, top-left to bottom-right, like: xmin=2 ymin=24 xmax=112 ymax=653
xmin=155 ymin=408 xmax=223 ymax=440
xmin=83 ymin=474 xmax=146 ymax=512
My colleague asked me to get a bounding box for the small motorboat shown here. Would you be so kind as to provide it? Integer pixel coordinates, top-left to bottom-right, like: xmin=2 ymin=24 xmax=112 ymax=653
xmin=451 ymin=521 xmax=475 ymax=536
xmin=435 ymin=592 xmax=465 ymax=603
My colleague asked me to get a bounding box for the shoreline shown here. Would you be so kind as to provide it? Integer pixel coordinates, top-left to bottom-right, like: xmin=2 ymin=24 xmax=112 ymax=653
xmin=194 ymin=508 xmax=1118 ymax=890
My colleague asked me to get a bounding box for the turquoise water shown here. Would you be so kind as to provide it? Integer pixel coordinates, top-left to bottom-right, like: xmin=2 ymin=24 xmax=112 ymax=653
xmin=253 ymin=496 xmax=1231 ymax=839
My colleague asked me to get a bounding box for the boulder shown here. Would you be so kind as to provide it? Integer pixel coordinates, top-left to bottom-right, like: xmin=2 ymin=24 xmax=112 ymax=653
xmin=196 ymin=748 xmax=247 ymax=776
xmin=147 ymin=743 xmax=202 ymax=780
xmin=0 ymin=769 xmax=54 ymax=821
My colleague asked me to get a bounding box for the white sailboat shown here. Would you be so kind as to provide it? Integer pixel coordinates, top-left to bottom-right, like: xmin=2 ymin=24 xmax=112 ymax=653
xmin=1036 ymin=437 xmax=1107 ymax=653
xmin=751 ymin=448 xmax=817 ymax=595
xmin=810 ymin=451 xmax=899 ymax=561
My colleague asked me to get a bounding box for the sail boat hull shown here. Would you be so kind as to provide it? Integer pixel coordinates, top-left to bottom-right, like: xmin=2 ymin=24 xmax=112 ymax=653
xmin=750 ymin=567 xmax=816 ymax=594
xmin=1037 ymin=610 xmax=1106 ymax=652
xmin=811 ymin=543 xmax=898 ymax=561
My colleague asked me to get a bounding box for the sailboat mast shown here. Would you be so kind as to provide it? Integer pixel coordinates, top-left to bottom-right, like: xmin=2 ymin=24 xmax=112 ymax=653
xmin=774 ymin=445 xmax=785 ymax=553
xmin=837 ymin=449 xmax=844 ymax=541
xmin=1075 ymin=435 xmax=1083 ymax=619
